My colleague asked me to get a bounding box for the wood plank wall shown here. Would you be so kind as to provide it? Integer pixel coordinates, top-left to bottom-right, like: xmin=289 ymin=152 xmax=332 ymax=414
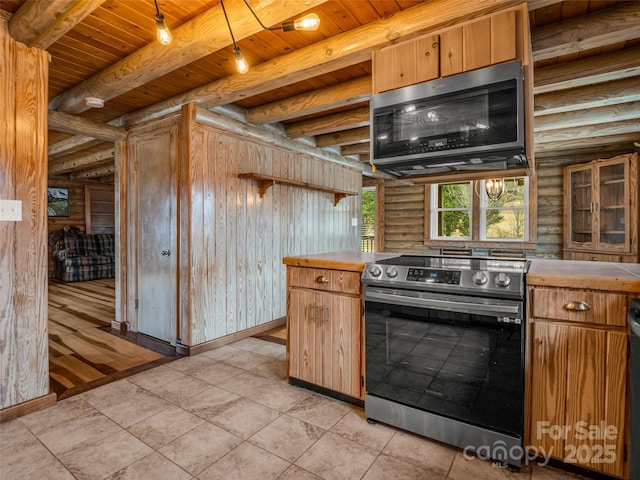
xmin=0 ymin=20 xmax=50 ymax=410
xmin=183 ymin=121 xmax=361 ymax=346
xmin=382 ymin=152 xmax=634 ymax=258
xmin=85 ymin=184 xmax=115 ymax=234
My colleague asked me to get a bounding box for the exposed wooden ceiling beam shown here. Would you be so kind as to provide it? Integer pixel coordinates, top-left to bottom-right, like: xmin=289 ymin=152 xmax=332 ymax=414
xmin=341 ymin=143 xmax=371 ymax=156
xmin=120 ymin=0 xmax=520 ymax=126
xmin=535 ymin=102 xmax=640 ymax=132
xmin=48 ymin=111 xmax=124 ymax=141
xmin=48 ymin=136 xmax=104 ymax=159
xmin=247 ymin=77 xmax=371 ymax=125
xmin=286 ymin=107 xmax=370 ymax=138
xmin=532 ymin=3 xmax=640 ymax=62
xmin=70 ymin=164 xmax=115 ymax=181
xmin=534 ymin=77 xmax=640 ymax=116
xmin=49 ymin=148 xmax=114 ymax=175
xmin=534 ymin=47 xmax=640 ymax=94
xmin=534 ymin=119 xmax=640 ymax=144
xmin=534 ymin=132 xmax=640 ymax=154
xmin=8 ymin=0 xmax=105 ymax=49
xmin=49 ymin=0 xmax=327 ymax=115
xmin=315 ymin=126 xmax=370 ymax=147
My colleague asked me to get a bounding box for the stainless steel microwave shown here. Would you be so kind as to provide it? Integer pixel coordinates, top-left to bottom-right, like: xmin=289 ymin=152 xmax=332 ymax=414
xmin=370 ymin=60 xmax=526 ymax=177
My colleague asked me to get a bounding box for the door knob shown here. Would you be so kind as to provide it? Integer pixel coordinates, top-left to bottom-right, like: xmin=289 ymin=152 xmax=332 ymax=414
xmin=161 ymin=249 xmax=171 ymax=256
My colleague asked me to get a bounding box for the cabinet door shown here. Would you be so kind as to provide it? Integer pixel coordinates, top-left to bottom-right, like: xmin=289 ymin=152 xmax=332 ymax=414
xmin=530 ymin=322 xmax=628 ymax=476
xmin=530 ymin=322 xmax=569 ymax=460
xmin=564 ymin=326 xmax=607 ymax=472
xmin=373 ymin=36 xmax=439 ymax=94
xmin=596 ymin=158 xmax=629 ymax=252
xmin=565 ymin=164 xmax=595 ymax=249
xmin=288 ymin=288 xmax=320 ymax=385
xmin=440 ymin=27 xmax=463 ymax=77
xmin=320 ymin=292 xmax=362 ymax=398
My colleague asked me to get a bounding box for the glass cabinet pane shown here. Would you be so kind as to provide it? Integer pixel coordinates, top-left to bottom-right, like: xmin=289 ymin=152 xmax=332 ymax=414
xmin=598 ymin=162 xmax=626 ymax=246
xmin=570 ymin=169 xmax=593 ymax=244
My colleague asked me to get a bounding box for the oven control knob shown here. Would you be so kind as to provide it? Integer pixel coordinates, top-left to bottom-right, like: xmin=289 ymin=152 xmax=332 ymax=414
xmin=369 ymin=265 xmax=382 ymax=277
xmin=495 ymin=272 xmax=511 ymax=287
xmin=385 ymin=267 xmax=398 ymax=278
xmin=472 ymin=272 xmax=488 ymax=285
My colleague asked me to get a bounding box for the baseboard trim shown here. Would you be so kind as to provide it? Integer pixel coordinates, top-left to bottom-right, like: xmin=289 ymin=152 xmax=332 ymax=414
xmin=111 ymin=320 xmax=127 ymax=332
xmin=0 ymin=392 xmax=57 ymax=423
xmin=177 ymin=317 xmax=286 ymax=356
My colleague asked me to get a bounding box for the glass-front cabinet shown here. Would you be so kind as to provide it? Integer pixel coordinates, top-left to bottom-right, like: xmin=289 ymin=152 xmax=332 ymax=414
xmin=563 ymin=153 xmax=638 ymax=263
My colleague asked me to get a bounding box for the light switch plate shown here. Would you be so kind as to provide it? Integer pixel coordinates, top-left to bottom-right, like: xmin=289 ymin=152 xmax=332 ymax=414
xmin=351 ymin=217 xmax=358 ymax=226
xmin=0 ymin=200 xmax=22 ymax=221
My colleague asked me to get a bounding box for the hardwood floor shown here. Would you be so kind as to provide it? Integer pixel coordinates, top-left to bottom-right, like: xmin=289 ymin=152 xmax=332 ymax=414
xmin=48 ymin=278 xmax=178 ymax=399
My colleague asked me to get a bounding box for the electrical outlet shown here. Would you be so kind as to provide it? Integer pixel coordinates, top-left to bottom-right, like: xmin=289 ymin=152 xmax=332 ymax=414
xmin=351 ymin=217 xmax=358 ymax=227
xmin=0 ymin=200 xmax=22 ymax=221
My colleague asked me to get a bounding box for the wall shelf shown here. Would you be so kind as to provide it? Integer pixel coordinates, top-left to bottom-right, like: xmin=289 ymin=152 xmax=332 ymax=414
xmin=238 ymin=172 xmax=357 ymax=206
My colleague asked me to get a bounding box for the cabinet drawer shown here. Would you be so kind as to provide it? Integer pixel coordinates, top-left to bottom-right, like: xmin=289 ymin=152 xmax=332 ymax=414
xmin=531 ymin=287 xmax=627 ymax=327
xmin=288 ymin=267 xmax=361 ymax=295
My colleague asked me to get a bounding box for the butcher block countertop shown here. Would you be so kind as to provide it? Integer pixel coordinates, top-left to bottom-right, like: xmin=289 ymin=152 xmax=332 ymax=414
xmin=282 ymin=251 xmax=398 ymax=272
xmin=528 ymin=259 xmax=640 ymax=293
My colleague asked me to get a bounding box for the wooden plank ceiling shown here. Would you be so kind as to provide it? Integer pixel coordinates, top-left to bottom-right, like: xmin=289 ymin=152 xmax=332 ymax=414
xmin=2 ymin=0 xmax=639 ymax=182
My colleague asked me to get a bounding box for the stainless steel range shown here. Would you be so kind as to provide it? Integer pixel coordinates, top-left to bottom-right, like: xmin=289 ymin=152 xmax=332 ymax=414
xmin=362 ymin=255 xmax=529 ymax=467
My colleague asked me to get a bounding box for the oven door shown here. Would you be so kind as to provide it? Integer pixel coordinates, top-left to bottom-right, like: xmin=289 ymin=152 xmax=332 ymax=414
xmin=365 ymin=286 xmax=524 ymax=438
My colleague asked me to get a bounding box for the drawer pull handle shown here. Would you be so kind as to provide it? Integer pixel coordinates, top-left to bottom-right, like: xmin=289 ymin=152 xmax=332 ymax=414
xmin=563 ymin=301 xmax=591 ymax=312
xmin=316 ymin=275 xmax=330 ymax=284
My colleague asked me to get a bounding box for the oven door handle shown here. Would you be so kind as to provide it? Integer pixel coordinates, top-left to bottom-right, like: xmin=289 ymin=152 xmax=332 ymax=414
xmin=365 ymin=290 xmax=522 ymax=316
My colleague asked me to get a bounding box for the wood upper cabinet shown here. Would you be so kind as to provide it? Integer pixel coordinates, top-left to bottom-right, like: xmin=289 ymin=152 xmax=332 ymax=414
xmin=374 ymin=8 xmax=520 ymax=93
xmin=527 ymin=286 xmax=629 ymax=479
xmin=373 ymin=35 xmax=439 ymax=94
xmin=563 ymin=153 xmax=639 ymax=263
xmin=287 ymin=266 xmax=363 ymax=399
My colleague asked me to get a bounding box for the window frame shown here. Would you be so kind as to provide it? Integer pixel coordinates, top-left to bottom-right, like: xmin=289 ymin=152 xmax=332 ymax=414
xmin=423 ymin=174 xmax=537 ymax=249
xmin=479 ymin=177 xmax=530 ymax=241
xmin=430 ymin=180 xmax=473 ymax=241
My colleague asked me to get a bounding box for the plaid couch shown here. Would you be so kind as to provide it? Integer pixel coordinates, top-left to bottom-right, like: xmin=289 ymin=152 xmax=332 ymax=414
xmin=52 ymin=232 xmax=115 ymax=282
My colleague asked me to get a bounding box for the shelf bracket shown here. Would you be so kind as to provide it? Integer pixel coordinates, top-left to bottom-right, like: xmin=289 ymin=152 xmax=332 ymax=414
xmin=257 ymin=179 xmax=276 ymax=198
xmin=333 ymin=193 xmax=347 ymax=206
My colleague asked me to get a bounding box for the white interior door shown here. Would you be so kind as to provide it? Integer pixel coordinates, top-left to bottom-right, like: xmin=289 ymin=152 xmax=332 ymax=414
xmin=134 ymin=132 xmax=177 ymax=344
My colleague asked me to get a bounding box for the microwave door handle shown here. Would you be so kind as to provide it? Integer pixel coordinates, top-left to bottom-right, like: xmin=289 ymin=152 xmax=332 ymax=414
xmin=365 ymin=290 xmax=521 ymax=315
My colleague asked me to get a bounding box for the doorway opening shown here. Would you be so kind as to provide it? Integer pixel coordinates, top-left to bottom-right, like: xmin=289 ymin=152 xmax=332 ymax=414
xmin=362 ymin=186 xmax=376 ymax=252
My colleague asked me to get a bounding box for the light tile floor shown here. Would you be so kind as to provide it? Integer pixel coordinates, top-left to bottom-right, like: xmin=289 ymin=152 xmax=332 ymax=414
xmin=1 ymin=337 xmax=583 ymax=480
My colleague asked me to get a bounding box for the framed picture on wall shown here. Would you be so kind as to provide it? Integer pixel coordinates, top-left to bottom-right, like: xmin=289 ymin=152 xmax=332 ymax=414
xmin=47 ymin=187 xmax=69 ymax=217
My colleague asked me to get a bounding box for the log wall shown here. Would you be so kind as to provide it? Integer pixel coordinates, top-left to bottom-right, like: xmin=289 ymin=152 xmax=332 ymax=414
xmin=382 ymin=151 xmax=634 ymax=258
xmin=0 ymin=20 xmax=50 ymax=410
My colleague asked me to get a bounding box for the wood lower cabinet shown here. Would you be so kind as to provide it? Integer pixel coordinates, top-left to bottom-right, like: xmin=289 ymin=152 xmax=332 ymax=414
xmin=286 ymin=266 xmax=363 ymax=400
xmin=527 ymin=286 xmax=629 ymax=479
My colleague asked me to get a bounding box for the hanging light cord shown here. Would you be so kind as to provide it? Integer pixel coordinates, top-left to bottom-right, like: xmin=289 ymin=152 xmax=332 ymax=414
xmin=241 ymin=0 xmax=276 ymax=30
xmin=154 ymin=0 xmax=162 ymax=18
xmin=220 ymin=0 xmax=239 ymax=48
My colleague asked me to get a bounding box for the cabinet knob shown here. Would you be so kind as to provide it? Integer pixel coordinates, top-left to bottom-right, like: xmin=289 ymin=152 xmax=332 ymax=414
xmin=316 ymin=275 xmax=330 ymax=284
xmin=563 ymin=301 xmax=591 ymax=312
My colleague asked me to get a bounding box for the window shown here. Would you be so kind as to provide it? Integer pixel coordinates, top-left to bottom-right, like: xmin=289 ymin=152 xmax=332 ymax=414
xmin=480 ymin=177 xmax=528 ymax=241
xmin=426 ymin=176 xmax=532 ymax=246
xmin=430 ymin=181 xmax=473 ymax=240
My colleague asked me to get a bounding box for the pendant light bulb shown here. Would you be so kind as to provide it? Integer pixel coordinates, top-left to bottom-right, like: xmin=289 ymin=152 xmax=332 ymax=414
xmin=282 ymin=13 xmax=320 ymax=31
xmin=234 ymin=47 xmax=249 ymax=74
xmin=485 ymin=178 xmax=505 ymax=201
xmin=154 ymin=5 xmax=172 ymax=46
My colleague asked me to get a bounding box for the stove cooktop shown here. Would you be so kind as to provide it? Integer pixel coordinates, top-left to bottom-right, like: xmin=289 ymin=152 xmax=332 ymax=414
xmin=361 ymin=255 xmax=529 ymax=299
